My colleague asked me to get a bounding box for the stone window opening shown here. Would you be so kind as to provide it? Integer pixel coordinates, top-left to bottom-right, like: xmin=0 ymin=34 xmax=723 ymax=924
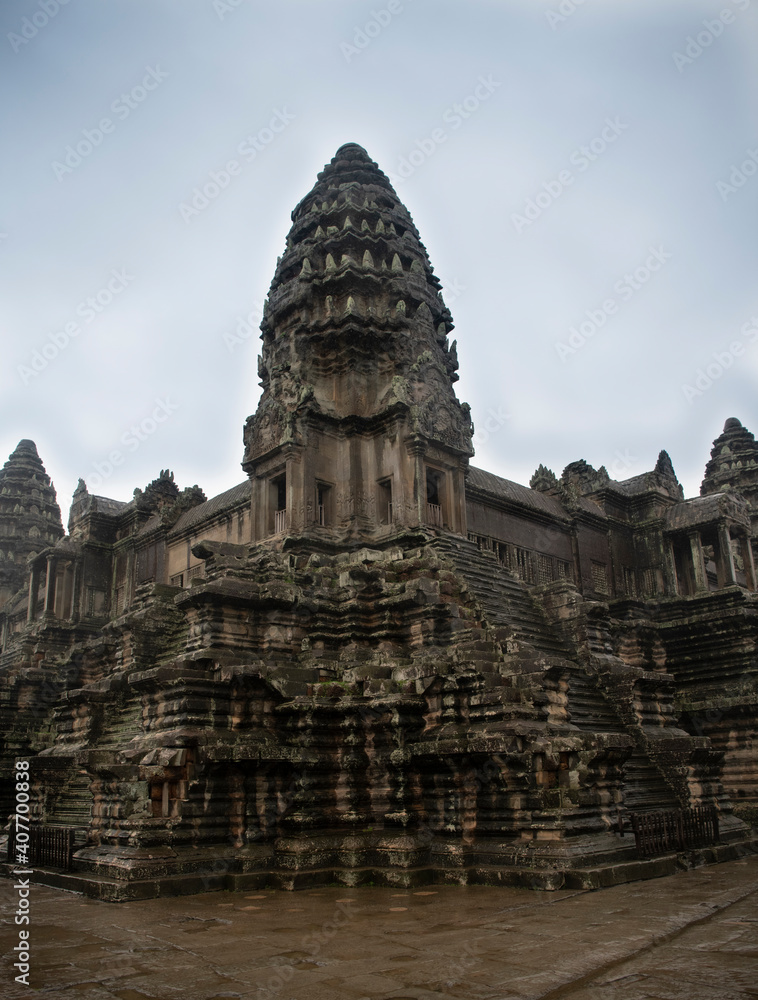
xmin=377 ymin=478 xmax=393 ymax=525
xmin=425 ymin=468 xmax=443 ymax=527
xmin=53 ymin=563 xmax=75 ymax=618
xmin=270 ymin=473 xmax=287 ymax=534
xmin=86 ymin=587 xmax=107 ymax=617
xmin=515 ymin=547 xmax=534 ymax=584
xmin=590 ymin=560 xmax=609 ymax=596
xmin=671 ymin=536 xmax=695 ymax=596
xmin=315 ymin=482 xmax=332 ymax=526
xmin=536 ymin=553 xmax=552 ymax=586
xmin=700 ymin=541 xmax=719 ymax=591
xmin=137 ymin=542 xmax=158 ymax=584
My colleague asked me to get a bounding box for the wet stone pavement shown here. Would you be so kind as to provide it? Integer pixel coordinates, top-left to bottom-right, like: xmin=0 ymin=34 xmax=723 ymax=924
xmin=1 ymin=857 xmax=757 ymax=1000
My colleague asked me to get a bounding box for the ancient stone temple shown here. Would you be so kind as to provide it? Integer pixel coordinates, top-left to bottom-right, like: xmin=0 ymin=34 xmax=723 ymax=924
xmin=1 ymin=144 xmax=756 ymax=900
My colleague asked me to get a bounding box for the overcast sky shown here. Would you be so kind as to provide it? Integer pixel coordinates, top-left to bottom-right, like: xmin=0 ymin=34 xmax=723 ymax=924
xmin=2 ymin=0 xmax=757 ymax=526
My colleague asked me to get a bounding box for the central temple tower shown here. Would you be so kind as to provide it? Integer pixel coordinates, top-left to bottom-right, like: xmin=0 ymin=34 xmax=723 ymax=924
xmin=242 ymin=143 xmax=473 ymax=543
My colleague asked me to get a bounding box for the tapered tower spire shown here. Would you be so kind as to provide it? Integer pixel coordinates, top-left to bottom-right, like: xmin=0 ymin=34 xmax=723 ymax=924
xmin=0 ymin=440 xmax=63 ymax=608
xmin=242 ymin=143 xmax=473 ymax=542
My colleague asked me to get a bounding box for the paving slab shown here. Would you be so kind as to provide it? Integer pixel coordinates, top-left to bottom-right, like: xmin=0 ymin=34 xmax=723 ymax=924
xmin=1 ymin=856 xmax=758 ymax=999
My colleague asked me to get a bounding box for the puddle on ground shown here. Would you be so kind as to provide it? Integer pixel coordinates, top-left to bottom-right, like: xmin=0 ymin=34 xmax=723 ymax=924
xmin=169 ymin=915 xmax=233 ymax=933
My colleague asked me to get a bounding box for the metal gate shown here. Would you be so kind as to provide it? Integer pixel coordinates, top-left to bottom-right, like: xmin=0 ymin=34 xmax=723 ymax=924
xmin=7 ymin=824 xmax=76 ymax=870
xmin=630 ymin=805 xmax=719 ymax=857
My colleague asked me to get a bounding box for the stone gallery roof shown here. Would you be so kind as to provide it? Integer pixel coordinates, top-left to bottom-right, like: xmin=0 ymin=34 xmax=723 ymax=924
xmin=88 ymin=496 xmax=130 ymax=516
xmin=467 ymin=466 xmax=603 ymax=519
xmin=612 ymin=473 xmax=667 ymax=496
xmin=665 ymin=492 xmax=751 ymax=532
xmin=467 ymin=466 xmax=566 ymax=517
xmin=594 ymin=452 xmax=683 ymax=502
xmin=169 ymin=480 xmax=251 ymax=535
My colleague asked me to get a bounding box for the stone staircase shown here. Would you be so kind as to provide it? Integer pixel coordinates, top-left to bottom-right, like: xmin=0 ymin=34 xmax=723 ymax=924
xmin=46 ymin=773 xmax=92 ymax=847
xmin=433 ymin=534 xmax=682 ymax=814
xmin=432 ymin=535 xmax=570 ymax=657
xmin=564 ymin=668 xmax=620 ymax=732
xmin=621 ymin=752 xmax=679 ymax=811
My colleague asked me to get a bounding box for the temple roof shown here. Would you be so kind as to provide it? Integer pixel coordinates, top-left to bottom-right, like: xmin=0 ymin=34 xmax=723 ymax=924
xmin=467 ymin=466 xmax=603 ymax=519
xmin=0 ymin=440 xmax=62 ymax=532
xmin=0 ymin=439 xmax=64 ymax=602
xmin=169 ymin=480 xmax=251 ymax=535
xmin=263 ymin=142 xmax=453 ymax=339
xmin=701 ymin=417 xmax=758 ymax=505
xmin=243 ymin=142 xmax=472 ymax=471
xmin=665 ymin=492 xmax=751 ymax=532
xmin=292 ymin=143 xmax=397 ymax=214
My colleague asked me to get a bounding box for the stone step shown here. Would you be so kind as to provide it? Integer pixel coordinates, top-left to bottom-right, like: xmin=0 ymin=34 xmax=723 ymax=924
xmin=433 ymin=537 xmax=568 ymax=657
xmin=564 ymin=670 xmax=621 ymax=732
xmin=622 ymin=752 xmax=679 ymax=811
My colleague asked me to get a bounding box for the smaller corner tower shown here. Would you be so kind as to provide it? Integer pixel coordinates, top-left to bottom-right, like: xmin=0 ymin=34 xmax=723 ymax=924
xmin=701 ymin=416 xmax=758 ymax=569
xmin=0 ymin=440 xmax=63 ymax=609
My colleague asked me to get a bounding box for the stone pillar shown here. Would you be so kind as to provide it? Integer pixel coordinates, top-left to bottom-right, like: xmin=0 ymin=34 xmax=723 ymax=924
xmin=285 ymin=446 xmax=304 ymax=533
xmin=70 ymin=559 xmax=82 ymax=622
xmin=688 ymin=532 xmax=708 ymax=593
xmin=251 ymin=475 xmax=267 ymax=542
xmin=301 ymin=430 xmax=317 ymax=530
xmin=124 ymin=548 xmax=136 ymax=610
xmin=27 ymin=562 xmax=40 ymax=623
xmin=407 ymin=439 xmax=425 ymax=528
xmin=452 ymin=460 xmax=468 ymax=537
xmin=716 ymin=522 xmax=737 ymax=587
xmin=663 ymin=538 xmax=678 ymax=596
xmin=291 ymin=446 xmax=305 ymax=532
xmin=43 ymin=555 xmax=57 ymax=618
xmin=739 ymin=532 xmax=757 ymax=591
